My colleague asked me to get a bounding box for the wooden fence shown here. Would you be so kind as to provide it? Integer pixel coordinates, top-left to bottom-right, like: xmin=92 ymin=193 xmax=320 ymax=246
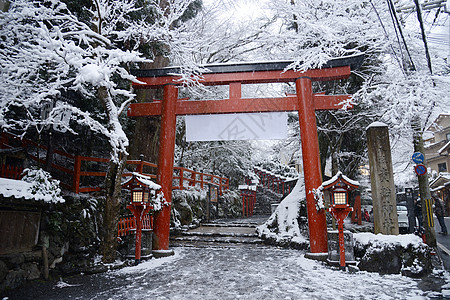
xmin=117 ymin=214 xmax=153 ymax=237
xmin=0 ymin=164 xmax=23 ymax=180
xmin=0 ymin=132 xmax=229 ymax=194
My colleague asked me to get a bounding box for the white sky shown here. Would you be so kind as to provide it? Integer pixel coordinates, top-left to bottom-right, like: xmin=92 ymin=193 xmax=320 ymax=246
xmin=202 ymin=0 xmax=270 ymax=24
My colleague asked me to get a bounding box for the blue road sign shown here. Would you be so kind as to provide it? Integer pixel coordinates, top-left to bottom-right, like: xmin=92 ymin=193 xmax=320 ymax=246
xmin=415 ymin=164 xmax=427 ymax=176
xmin=412 ymin=152 xmax=425 ymax=164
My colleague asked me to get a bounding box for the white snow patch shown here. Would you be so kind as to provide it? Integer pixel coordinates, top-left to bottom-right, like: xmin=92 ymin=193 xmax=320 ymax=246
xmin=354 ymin=232 xmax=424 ymax=248
xmin=257 ymin=176 xmax=307 ymax=243
xmin=55 ymin=278 xmax=81 ymax=288
xmin=0 ymin=176 xmax=64 ymax=203
xmin=116 ymin=249 xmax=182 ymax=274
xmin=366 ymin=121 xmax=388 ymax=130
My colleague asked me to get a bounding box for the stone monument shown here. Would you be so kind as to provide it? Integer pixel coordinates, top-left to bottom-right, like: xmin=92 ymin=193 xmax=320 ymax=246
xmin=367 ymin=122 xmax=399 ymax=235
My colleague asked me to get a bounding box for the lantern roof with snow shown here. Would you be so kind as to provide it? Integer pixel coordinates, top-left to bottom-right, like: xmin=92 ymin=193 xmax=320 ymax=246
xmin=321 ymin=171 xmax=359 ymax=191
xmin=122 ymin=172 xmax=161 ymax=191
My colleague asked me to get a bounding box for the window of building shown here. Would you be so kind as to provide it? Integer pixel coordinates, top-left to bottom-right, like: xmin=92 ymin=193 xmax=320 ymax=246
xmin=438 ymin=162 xmax=447 ymax=172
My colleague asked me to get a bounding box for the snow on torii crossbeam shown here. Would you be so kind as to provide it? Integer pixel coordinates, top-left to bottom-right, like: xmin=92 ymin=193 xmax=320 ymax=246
xmin=128 ymin=54 xmax=364 ymax=254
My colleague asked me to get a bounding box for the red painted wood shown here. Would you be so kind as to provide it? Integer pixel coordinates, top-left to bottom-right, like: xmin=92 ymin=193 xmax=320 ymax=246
xmin=132 ymin=66 xmax=351 ymax=88
xmin=296 ymin=77 xmax=328 ymax=254
xmin=128 ymin=94 xmax=351 ymax=117
xmin=73 ymin=156 xmax=81 ymax=194
xmin=153 ymin=84 xmax=178 ymax=251
xmin=351 ymin=194 xmax=362 ymax=225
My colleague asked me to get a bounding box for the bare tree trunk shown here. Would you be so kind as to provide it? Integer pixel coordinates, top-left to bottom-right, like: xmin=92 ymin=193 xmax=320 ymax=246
xmin=97 ymin=86 xmax=130 ymax=263
xmin=102 ymin=152 xmax=128 ymax=262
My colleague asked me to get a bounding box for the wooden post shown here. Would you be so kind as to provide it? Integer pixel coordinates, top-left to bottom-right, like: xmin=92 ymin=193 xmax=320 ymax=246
xmin=351 ymin=193 xmax=362 ymax=225
xmin=179 ymin=168 xmax=184 ymax=190
xmin=296 ymin=76 xmax=328 ymax=254
xmin=190 ymin=170 xmax=196 ymax=187
xmin=73 ymin=156 xmax=81 ymax=194
xmin=153 ymin=84 xmax=178 ymax=251
xmin=243 ymin=193 xmax=246 ymax=217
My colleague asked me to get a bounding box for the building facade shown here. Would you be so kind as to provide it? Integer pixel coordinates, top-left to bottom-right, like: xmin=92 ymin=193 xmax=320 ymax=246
xmin=424 ymin=113 xmax=450 ymax=175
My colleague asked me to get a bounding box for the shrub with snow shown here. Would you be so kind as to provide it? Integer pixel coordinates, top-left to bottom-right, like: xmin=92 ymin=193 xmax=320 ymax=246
xmin=22 ymin=167 xmax=65 ymax=203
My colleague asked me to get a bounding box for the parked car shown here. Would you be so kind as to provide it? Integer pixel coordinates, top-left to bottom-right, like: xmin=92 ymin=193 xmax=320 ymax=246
xmin=397 ymin=205 xmax=409 ymax=234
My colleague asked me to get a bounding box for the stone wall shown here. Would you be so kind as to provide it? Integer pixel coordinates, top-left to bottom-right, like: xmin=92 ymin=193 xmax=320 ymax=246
xmin=0 ymin=194 xmax=103 ymax=292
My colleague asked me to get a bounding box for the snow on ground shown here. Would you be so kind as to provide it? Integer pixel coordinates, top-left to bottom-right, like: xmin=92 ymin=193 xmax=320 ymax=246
xmin=35 ymin=245 xmax=449 ymax=300
xmin=354 ymin=232 xmax=424 ymax=248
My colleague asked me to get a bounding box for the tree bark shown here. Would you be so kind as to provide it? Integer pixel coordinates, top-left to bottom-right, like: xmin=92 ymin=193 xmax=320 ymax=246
xmin=97 ymin=86 xmax=130 ymax=263
xmin=102 ymin=152 xmax=128 ymax=262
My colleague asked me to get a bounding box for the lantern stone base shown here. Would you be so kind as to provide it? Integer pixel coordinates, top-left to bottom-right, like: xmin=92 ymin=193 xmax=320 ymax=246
xmin=304 ymin=252 xmax=328 ymax=262
xmin=327 ymin=230 xmax=356 ymax=265
xmin=152 ymin=249 xmax=175 ymax=258
xmin=124 ymin=229 xmax=153 ymax=260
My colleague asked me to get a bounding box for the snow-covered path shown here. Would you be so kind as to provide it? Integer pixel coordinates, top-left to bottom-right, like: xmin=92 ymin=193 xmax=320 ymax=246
xmin=25 ymin=245 xmax=447 ymax=300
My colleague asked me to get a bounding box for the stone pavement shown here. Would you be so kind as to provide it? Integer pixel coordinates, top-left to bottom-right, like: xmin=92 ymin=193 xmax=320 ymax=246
xmin=1 ymin=216 xmax=449 ymax=299
xmin=436 ymin=216 xmax=450 ymax=271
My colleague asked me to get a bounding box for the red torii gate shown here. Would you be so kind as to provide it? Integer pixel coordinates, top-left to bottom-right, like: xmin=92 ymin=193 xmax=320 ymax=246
xmin=129 ymin=55 xmax=364 ymax=254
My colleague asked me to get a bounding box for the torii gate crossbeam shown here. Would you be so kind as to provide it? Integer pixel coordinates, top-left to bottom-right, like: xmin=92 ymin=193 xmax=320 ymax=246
xmin=128 ymin=54 xmax=364 ymax=254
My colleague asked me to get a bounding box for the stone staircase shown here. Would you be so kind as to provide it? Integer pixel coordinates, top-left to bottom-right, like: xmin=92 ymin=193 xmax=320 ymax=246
xmin=170 ymin=218 xmax=267 ymax=247
xmin=252 ymin=186 xmax=283 ymax=216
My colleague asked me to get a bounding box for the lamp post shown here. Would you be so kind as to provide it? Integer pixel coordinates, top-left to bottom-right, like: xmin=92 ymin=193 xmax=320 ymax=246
xmin=122 ymin=173 xmax=160 ymax=265
xmin=323 ymin=172 xmax=359 ymax=270
xmin=127 ymin=188 xmax=152 ymax=265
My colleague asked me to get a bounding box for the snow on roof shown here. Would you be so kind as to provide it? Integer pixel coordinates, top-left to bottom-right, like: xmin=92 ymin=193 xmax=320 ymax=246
xmin=0 ymin=177 xmax=64 ymax=203
xmin=429 ymin=173 xmax=450 ymax=187
xmin=123 ymin=172 xmax=161 ymax=190
xmin=321 ymin=171 xmax=360 ymax=188
xmin=426 ymin=113 xmax=450 ymax=132
xmin=438 ymin=140 xmax=450 ymax=154
xmin=238 ymin=185 xmax=257 ymax=191
xmin=366 ymin=121 xmax=387 ymax=130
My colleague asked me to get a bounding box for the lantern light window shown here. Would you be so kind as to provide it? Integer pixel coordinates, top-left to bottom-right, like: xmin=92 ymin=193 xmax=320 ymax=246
xmin=333 ymin=192 xmax=347 ymax=205
xmin=132 ymin=190 xmax=144 ymax=203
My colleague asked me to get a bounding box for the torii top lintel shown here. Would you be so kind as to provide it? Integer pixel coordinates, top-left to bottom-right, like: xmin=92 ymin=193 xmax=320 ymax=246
xmin=128 ymin=54 xmax=364 ymax=117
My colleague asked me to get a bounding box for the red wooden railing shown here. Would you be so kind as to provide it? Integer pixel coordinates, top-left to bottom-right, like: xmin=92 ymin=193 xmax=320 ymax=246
xmin=254 ymin=167 xmax=297 ymax=196
xmin=118 ymin=214 xmax=153 ymax=237
xmin=0 ymin=132 xmax=229 ymax=194
xmin=240 ymin=188 xmax=256 ymax=217
xmin=0 ymin=164 xmax=24 ymax=180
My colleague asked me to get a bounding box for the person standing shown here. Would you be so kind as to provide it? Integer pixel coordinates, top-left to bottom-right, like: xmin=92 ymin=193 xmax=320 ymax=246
xmin=434 ymin=195 xmax=448 ymax=235
xmin=414 ymin=199 xmax=423 ymax=229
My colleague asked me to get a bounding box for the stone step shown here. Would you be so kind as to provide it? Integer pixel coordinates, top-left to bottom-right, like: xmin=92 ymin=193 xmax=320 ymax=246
xmin=201 ymin=222 xmax=258 ymax=228
xmin=182 ymin=231 xmax=258 ymax=238
xmin=183 ymin=226 xmax=257 ymax=236
xmin=170 ymin=235 xmax=264 ymax=245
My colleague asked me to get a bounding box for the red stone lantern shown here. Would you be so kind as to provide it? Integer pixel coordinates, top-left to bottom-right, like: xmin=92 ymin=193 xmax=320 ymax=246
xmin=323 ymin=172 xmax=359 ymax=270
xmin=122 ymin=173 xmax=161 ymax=264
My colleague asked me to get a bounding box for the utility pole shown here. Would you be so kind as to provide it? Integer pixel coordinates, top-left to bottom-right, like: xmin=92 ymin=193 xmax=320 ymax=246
xmin=413 ymin=128 xmax=436 ymax=247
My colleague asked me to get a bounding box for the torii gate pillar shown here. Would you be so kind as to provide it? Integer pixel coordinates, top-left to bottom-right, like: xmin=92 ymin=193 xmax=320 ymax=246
xmin=153 ymin=84 xmax=178 ymax=250
xmin=296 ymin=77 xmax=328 ymax=253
